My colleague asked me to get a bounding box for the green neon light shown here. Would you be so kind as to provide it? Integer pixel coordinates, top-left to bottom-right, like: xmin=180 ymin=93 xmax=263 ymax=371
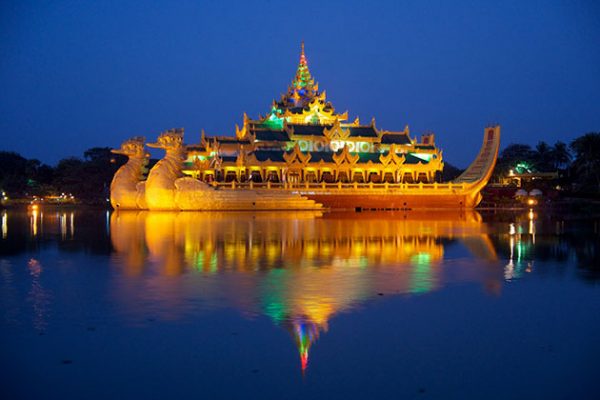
xmin=515 ymin=162 xmax=532 ymax=174
xmin=411 ymin=153 xmax=433 ymax=162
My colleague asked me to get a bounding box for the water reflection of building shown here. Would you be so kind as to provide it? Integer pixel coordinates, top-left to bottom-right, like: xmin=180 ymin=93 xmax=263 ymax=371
xmin=3 ymin=208 xmax=597 ymax=370
xmin=110 ymin=210 xmax=497 ymax=372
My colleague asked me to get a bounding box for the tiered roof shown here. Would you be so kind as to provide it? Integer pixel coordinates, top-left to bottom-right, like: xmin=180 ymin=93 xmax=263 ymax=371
xmin=187 ymin=43 xmax=441 ymax=171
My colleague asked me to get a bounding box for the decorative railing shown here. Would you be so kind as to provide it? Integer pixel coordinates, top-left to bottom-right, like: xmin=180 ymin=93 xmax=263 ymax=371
xmin=210 ymin=181 xmax=467 ymax=192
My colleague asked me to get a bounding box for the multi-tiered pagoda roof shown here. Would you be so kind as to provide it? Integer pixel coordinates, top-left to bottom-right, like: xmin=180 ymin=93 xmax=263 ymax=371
xmin=184 ymin=43 xmax=444 ymax=184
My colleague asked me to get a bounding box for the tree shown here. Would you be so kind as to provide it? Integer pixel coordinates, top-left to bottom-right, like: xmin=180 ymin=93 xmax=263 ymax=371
xmin=0 ymin=151 xmax=32 ymax=196
xmin=494 ymin=143 xmax=536 ymax=177
xmin=82 ymin=147 xmax=126 ymax=202
xmin=570 ymin=132 xmax=600 ymax=194
xmin=551 ymin=141 xmax=572 ymax=170
xmin=534 ymin=141 xmax=553 ymax=172
xmin=53 ymin=157 xmax=85 ymax=197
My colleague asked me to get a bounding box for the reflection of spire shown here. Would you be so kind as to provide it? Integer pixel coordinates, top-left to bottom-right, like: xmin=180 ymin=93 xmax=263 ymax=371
xmin=261 ymin=269 xmax=323 ymax=375
xmin=290 ymin=318 xmax=320 ymax=375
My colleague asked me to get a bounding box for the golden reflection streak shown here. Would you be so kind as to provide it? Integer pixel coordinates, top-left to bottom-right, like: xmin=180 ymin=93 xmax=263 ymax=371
xmin=1 ymin=210 xmax=6 ymax=239
xmin=60 ymin=212 xmax=67 ymax=239
xmin=30 ymin=208 xmax=39 ymax=236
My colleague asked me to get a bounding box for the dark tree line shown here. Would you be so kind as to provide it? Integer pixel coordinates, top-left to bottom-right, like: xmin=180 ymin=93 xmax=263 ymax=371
xmin=494 ymin=132 xmax=600 ymax=194
xmin=0 ymin=148 xmax=126 ymax=203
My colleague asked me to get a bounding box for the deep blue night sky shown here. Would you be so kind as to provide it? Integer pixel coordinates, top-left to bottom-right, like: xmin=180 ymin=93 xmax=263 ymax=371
xmin=1 ymin=0 xmax=599 ymax=167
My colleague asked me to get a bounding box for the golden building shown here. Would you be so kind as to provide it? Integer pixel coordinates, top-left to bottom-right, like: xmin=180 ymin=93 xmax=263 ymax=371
xmin=183 ymin=43 xmax=443 ymax=185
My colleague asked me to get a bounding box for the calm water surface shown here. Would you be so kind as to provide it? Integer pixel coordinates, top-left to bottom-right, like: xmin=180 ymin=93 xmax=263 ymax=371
xmin=1 ymin=208 xmax=599 ymax=399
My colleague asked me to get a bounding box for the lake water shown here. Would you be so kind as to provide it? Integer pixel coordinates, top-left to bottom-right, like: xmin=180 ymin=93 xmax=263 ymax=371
xmin=1 ymin=208 xmax=599 ymax=399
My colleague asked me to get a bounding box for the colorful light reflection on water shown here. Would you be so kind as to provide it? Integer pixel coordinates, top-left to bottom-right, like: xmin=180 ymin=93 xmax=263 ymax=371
xmin=0 ymin=209 xmax=599 ymax=399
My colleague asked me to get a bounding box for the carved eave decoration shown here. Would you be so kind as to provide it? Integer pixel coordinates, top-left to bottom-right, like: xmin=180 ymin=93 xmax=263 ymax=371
xmin=428 ymin=151 xmax=444 ymax=171
xmin=378 ymin=145 xmax=406 ymax=168
xmin=235 ymin=122 xmax=248 ymax=140
xmin=291 ymin=90 xmax=301 ymax=104
xmin=407 ymin=126 xmax=415 ymax=145
xmin=333 ymin=145 xmax=359 ymax=166
xmin=193 ymin=158 xmax=211 ymax=172
xmin=391 ymin=144 xmax=404 ymax=165
xmin=323 ymin=119 xmax=349 ymax=141
xmin=316 ymin=90 xmax=326 ymax=103
xmin=246 ymin=130 xmax=256 ymax=144
xmin=283 ymin=143 xmax=311 ymax=166
xmin=392 ymin=151 xmax=405 ymax=166
xmin=282 ymin=109 xmax=294 ymax=120
xmin=210 ymin=137 xmax=221 ymax=155
xmin=379 ymin=151 xmax=392 ymax=166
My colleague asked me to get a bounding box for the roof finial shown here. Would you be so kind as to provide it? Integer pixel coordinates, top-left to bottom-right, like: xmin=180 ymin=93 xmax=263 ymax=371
xmin=299 ymin=41 xmax=307 ymax=66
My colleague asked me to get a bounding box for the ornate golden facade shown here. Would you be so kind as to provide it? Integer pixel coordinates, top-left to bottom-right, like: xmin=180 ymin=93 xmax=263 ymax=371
xmin=183 ymin=43 xmax=443 ymax=185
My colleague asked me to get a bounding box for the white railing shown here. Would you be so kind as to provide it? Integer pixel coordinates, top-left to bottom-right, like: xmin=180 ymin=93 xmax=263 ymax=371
xmin=210 ymin=181 xmax=466 ymax=192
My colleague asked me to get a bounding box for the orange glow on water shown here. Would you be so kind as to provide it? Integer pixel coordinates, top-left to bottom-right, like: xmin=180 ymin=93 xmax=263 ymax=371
xmin=108 ymin=209 xmax=497 ymax=373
